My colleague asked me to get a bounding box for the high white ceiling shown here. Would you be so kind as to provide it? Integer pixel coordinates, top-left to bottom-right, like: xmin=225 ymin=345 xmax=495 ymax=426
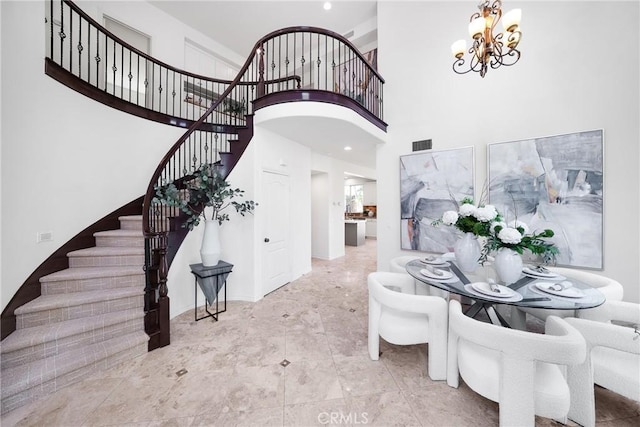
xmin=149 ymin=0 xmax=378 ymax=58
xmin=149 ymin=0 xmax=380 ymax=172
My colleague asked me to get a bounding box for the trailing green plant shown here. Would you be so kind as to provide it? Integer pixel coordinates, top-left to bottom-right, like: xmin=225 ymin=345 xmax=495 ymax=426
xmin=153 ymin=164 xmax=257 ymax=230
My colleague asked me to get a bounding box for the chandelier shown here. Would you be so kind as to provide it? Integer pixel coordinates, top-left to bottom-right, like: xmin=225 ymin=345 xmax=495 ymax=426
xmin=451 ymin=1 xmax=522 ymax=78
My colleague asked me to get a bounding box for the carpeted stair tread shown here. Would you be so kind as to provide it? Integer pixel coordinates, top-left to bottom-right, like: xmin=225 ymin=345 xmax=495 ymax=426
xmin=39 ymin=266 xmax=143 ymax=283
xmin=1 ymin=308 xmax=144 ymax=354
xmin=67 ymin=246 xmax=144 ymax=257
xmin=93 ymin=229 xmax=142 ymax=238
xmin=14 ymin=288 xmax=142 ymax=315
xmin=0 ymin=331 xmax=148 ymax=400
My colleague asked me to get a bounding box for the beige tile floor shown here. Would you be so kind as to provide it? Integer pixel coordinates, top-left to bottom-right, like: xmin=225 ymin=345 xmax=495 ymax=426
xmin=2 ymin=239 xmax=639 ymax=426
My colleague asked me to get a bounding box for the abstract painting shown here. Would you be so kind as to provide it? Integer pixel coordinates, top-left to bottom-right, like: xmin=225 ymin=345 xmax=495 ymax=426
xmin=488 ymin=130 xmax=604 ymax=269
xmin=400 ymin=147 xmax=474 ymax=252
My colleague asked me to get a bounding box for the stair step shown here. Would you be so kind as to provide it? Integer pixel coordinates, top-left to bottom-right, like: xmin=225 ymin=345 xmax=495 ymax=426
xmin=14 ymin=288 xmax=143 ymax=329
xmin=40 ymin=266 xmax=144 ymax=295
xmin=67 ymin=246 xmax=145 ymax=267
xmin=94 ymin=229 xmax=144 ymax=247
xmin=0 ymin=331 xmax=148 ymax=414
xmin=1 ymin=308 xmax=144 ymax=369
xmin=118 ymin=215 xmax=142 ymax=230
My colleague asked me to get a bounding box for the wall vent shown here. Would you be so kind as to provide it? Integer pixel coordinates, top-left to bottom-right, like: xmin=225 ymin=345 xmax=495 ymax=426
xmin=412 ymin=139 xmax=432 ymax=152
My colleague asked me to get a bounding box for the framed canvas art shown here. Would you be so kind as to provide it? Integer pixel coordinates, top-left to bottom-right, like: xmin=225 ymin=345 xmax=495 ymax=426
xmin=488 ymin=130 xmax=604 ymax=269
xmin=400 ymin=147 xmax=474 ymax=252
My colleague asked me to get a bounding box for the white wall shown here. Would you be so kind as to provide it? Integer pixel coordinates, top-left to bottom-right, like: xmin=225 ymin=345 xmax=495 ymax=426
xmin=376 ymin=1 xmax=640 ymax=302
xmin=311 ymin=173 xmax=331 ymax=259
xmin=0 ymin=0 xmax=243 ymax=312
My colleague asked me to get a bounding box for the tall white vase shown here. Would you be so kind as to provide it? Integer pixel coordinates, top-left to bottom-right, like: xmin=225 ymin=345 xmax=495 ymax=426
xmin=454 ymin=232 xmax=481 ymax=273
xmin=494 ymin=248 xmax=523 ymax=285
xmin=200 ymin=219 xmax=221 ymax=267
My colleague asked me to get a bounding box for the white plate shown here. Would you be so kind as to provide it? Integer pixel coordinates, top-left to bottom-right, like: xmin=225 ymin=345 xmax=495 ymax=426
xmin=419 ymin=268 xmax=453 ymax=280
xmin=534 ymin=281 xmax=584 ymax=298
xmin=419 ymin=257 xmax=449 ymax=267
xmin=470 ymin=282 xmax=516 ymax=299
xmin=464 ymin=283 xmax=523 ymax=302
xmin=522 ymin=267 xmax=559 ymax=278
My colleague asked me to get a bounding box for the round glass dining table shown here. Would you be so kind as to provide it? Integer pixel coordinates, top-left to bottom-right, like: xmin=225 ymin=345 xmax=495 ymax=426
xmin=405 ymin=258 xmax=606 ymax=329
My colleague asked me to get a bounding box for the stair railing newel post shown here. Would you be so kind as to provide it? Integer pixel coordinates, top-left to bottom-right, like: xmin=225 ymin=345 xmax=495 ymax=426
xmin=157 ymin=233 xmax=170 ymax=347
xmin=257 ymin=43 xmax=265 ymax=97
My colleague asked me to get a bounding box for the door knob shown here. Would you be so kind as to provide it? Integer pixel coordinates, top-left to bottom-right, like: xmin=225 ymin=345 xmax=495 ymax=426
xmin=264 ymin=238 xmax=270 ymax=242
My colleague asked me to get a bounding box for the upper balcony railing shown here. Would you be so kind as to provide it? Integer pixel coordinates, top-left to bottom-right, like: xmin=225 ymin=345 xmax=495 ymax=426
xmin=46 ymin=0 xmax=384 ymax=130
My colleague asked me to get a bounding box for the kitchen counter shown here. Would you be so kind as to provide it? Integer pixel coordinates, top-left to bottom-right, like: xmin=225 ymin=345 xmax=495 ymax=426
xmin=345 ymin=220 xmax=366 ymax=246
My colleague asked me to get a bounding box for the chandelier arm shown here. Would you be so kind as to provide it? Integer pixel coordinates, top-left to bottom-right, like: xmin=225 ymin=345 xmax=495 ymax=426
xmin=497 ymin=49 xmax=521 ymax=67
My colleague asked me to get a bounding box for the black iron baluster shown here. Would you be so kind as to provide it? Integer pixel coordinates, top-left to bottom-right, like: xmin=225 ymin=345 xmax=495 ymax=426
xmin=77 ymin=16 xmax=83 ymax=78
xmin=120 ymin=43 xmax=124 ymax=98
xmin=171 ymin=71 xmax=176 ymax=116
xmin=50 ymin=0 xmax=54 ymax=60
xmin=69 ymin=8 xmax=73 ymax=74
xmin=59 ymin=0 xmax=66 ymax=66
xmin=127 ymin=50 xmax=132 ymax=102
xmin=111 ymin=38 xmax=117 ymax=95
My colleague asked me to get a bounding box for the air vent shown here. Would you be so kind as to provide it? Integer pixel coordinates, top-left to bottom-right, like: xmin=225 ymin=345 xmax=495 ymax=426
xmin=343 ymin=30 xmax=355 ymax=39
xmin=412 ymin=139 xmax=432 ymax=152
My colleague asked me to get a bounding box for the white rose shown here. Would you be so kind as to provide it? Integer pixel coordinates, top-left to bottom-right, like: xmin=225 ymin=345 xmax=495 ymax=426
xmin=458 ymin=203 xmax=476 ymax=217
xmin=474 ymin=205 xmax=498 ymax=222
xmin=498 ymin=227 xmax=523 ymax=244
xmin=442 ymin=210 xmax=459 ymax=225
xmin=491 ymin=221 xmax=507 ymax=233
xmin=508 ymin=220 xmax=530 ymax=235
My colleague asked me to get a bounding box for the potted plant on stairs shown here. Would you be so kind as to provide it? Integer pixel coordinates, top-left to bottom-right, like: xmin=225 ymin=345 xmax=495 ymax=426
xmin=153 ymin=163 xmax=257 ymax=267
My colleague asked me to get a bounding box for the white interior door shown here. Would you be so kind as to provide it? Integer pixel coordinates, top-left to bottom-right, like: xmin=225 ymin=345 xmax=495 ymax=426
xmin=262 ymin=171 xmax=291 ymax=295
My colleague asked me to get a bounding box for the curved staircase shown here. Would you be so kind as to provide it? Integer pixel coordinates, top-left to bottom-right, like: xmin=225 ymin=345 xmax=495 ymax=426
xmin=0 ymin=216 xmax=148 ymax=413
xmin=1 ymin=0 xmax=386 ymax=415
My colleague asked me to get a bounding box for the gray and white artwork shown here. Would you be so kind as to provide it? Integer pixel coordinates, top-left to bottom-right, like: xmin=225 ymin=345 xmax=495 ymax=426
xmin=488 ymin=130 xmax=604 ymax=269
xmin=400 ymin=147 xmax=474 ymax=252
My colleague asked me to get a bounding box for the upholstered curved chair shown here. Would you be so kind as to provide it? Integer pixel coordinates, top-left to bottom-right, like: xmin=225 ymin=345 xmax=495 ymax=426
xmin=565 ymin=301 xmax=640 ymax=427
xmin=389 ymin=255 xmax=448 ymax=298
xmin=447 ymin=299 xmax=586 ymax=426
xmin=367 ymin=272 xmax=448 ymax=380
xmin=518 ymin=267 xmax=624 ymax=322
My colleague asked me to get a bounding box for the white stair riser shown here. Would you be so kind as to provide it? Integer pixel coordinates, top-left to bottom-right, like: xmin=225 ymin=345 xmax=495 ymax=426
xmin=42 ymin=273 xmax=144 ymax=295
xmin=95 ymin=236 xmax=144 ymax=247
xmin=1 ymin=317 xmax=144 ymax=369
xmin=1 ymin=339 xmax=147 ymax=414
xmin=16 ymin=295 xmax=144 ymax=329
xmin=69 ymin=255 xmax=145 ymax=268
xmin=119 ymin=220 xmax=143 ymax=230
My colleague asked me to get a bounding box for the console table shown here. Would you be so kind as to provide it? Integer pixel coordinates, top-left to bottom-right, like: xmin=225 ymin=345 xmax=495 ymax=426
xmin=189 ymin=261 xmax=233 ymax=321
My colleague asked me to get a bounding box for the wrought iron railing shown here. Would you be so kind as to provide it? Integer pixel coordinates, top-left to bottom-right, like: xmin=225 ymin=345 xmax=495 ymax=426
xmin=45 ymin=0 xmax=385 ymax=350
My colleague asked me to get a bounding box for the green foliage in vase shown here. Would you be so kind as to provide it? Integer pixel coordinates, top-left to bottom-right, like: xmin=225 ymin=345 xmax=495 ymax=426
xmin=153 ymin=164 xmax=257 ymax=230
xmin=480 ymin=225 xmax=559 ymax=265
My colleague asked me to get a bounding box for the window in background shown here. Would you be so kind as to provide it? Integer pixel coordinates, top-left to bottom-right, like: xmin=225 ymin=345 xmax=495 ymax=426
xmin=345 ymin=184 xmax=364 ymax=213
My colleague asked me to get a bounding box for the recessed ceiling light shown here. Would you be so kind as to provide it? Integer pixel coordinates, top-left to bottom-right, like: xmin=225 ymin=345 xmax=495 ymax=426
xmin=344 ymin=146 xmax=352 ymax=151
xmin=323 ymin=2 xmax=332 ymax=11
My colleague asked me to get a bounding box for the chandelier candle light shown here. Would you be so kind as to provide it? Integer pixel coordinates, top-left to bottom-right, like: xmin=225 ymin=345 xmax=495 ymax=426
xmin=451 ymin=0 xmax=522 ymax=77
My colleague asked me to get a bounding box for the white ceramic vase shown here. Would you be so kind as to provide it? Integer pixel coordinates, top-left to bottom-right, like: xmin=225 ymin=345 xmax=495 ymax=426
xmin=454 ymin=232 xmax=481 ymax=273
xmin=200 ymin=219 xmax=221 ymax=267
xmin=494 ymin=248 xmax=523 ymax=285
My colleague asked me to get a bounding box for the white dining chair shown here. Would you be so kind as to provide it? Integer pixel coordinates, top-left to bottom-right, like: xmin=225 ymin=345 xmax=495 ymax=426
xmin=517 ymin=267 xmax=624 ymax=322
xmin=564 ymin=300 xmax=640 ymax=427
xmin=367 ymin=272 xmax=448 ymax=380
xmin=389 ymin=255 xmax=449 ymax=298
xmin=447 ymin=299 xmax=586 ymax=426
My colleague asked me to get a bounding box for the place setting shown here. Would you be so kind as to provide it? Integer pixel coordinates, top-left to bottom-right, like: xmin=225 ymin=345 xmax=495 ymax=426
xmin=464 ymin=280 xmax=524 ymax=302
xmin=528 ymin=280 xmax=586 ymax=299
xmin=418 ymin=255 xmax=450 ymax=268
xmin=522 ymin=264 xmax=565 ymax=280
xmin=419 ymin=265 xmax=458 ymax=283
